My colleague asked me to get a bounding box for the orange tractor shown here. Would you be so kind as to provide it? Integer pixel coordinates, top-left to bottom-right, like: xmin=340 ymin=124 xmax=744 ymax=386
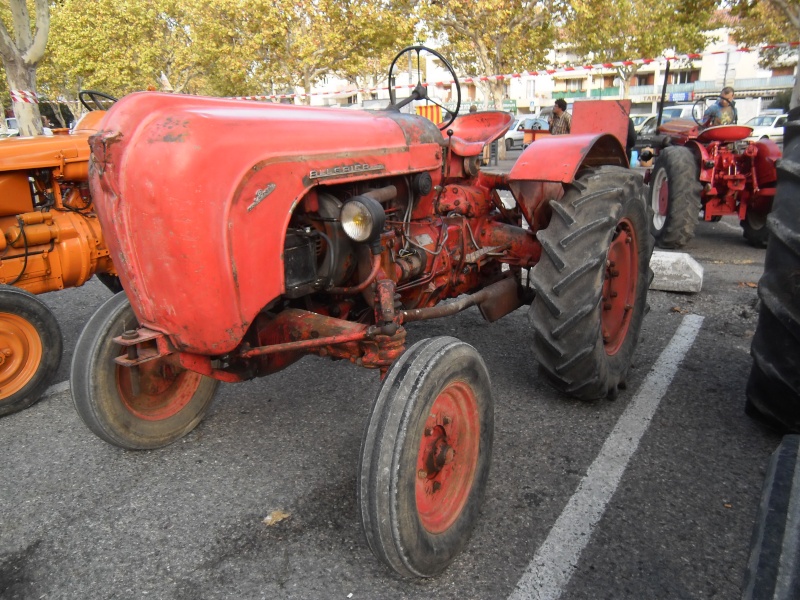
xmin=0 ymin=91 xmax=120 ymax=416
xmin=73 ymin=47 xmax=654 ymax=577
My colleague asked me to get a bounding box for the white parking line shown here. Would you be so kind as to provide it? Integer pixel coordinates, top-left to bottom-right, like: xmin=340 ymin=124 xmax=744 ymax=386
xmin=508 ymin=314 xmax=704 ymax=600
xmin=44 ymin=380 xmax=70 ymax=397
xmin=719 ymin=220 xmax=741 ymax=232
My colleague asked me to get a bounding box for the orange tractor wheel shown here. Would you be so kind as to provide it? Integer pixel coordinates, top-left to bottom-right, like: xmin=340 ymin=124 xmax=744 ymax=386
xmin=0 ymin=287 xmax=63 ymax=417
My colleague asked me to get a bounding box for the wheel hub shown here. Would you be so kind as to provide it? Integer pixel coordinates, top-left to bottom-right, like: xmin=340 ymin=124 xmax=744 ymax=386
xmin=601 ymin=218 xmax=639 ymax=356
xmin=116 ymin=354 xmax=202 ymax=421
xmin=0 ymin=313 xmax=42 ymax=399
xmin=415 ymin=381 xmax=480 ymax=534
xmin=652 ymin=169 xmax=668 ymax=230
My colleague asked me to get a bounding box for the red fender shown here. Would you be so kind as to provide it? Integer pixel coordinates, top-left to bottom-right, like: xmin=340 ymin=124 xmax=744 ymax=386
xmin=506 ymin=133 xmax=628 ymax=231
xmin=508 ymin=133 xmax=628 ymax=184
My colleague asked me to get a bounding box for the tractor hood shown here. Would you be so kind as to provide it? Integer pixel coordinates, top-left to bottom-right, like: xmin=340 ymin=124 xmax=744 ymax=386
xmin=0 ymin=111 xmax=106 ymax=179
xmin=89 ymin=92 xmax=445 ymax=354
xmin=0 ymin=131 xmax=93 ymax=178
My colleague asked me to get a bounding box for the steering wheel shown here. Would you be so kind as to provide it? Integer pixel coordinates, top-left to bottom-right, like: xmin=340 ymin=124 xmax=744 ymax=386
xmin=692 ymin=97 xmax=713 ymax=126
xmin=387 ymin=45 xmax=461 ymax=130
xmin=79 ymin=90 xmax=118 ymax=112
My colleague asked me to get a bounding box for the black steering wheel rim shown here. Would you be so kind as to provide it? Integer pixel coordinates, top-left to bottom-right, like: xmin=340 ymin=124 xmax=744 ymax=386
xmin=79 ymin=90 xmax=118 ymax=112
xmin=387 ymin=45 xmax=461 ymax=130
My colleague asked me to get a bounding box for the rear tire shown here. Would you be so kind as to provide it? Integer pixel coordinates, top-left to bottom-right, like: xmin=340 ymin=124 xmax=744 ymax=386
xmin=358 ymin=336 xmax=493 ymax=577
xmin=746 ymin=115 xmax=800 ymax=432
xmin=0 ymin=287 xmax=62 ymax=417
xmin=742 ymin=210 xmax=770 ymax=248
xmin=71 ymin=292 xmax=218 ymax=449
xmin=530 ymin=167 xmax=654 ymax=400
xmin=649 ymin=146 xmax=702 ymax=248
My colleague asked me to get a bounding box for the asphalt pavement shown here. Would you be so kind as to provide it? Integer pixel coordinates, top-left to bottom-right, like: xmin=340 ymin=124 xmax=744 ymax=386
xmin=0 ymin=151 xmax=782 ymax=599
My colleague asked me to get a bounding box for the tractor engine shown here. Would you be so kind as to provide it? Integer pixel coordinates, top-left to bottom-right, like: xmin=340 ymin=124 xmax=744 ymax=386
xmin=0 ymin=180 xmax=113 ymax=292
xmin=280 ymin=175 xmax=539 ymax=329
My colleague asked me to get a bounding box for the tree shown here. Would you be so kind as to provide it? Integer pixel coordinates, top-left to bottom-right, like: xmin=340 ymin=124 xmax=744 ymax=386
xmin=38 ymin=0 xmax=200 ymax=101
xmin=417 ymin=0 xmax=559 ymax=158
xmin=0 ymin=0 xmax=49 ymax=136
xmin=727 ymin=0 xmax=800 ymax=109
xmin=262 ymin=0 xmax=416 ymax=105
xmin=563 ymin=0 xmax=718 ymax=99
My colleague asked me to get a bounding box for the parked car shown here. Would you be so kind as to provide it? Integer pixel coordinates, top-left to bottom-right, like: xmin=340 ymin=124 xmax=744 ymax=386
xmin=504 ymin=117 xmax=549 ymax=150
xmin=1 ymin=117 xmax=18 ymax=138
xmin=632 ymin=114 xmax=656 ymax=132
xmin=744 ymin=113 xmax=788 ymax=145
xmin=504 ymin=119 xmax=524 ymax=150
xmin=634 ymin=107 xmax=697 ymax=152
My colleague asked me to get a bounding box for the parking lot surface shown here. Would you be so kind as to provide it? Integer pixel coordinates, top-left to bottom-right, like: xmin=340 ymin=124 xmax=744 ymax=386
xmin=0 ymin=163 xmax=781 ymax=598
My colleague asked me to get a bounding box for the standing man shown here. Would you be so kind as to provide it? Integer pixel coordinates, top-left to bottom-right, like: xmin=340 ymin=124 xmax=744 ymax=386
xmin=702 ymin=87 xmax=738 ymax=127
xmin=549 ymin=99 xmax=571 ymax=135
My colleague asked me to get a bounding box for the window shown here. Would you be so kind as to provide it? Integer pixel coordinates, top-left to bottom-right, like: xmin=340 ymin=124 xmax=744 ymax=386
xmin=772 ymin=67 xmax=794 ymax=77
xmin=566 ymin=78 xmax=583 ymax=92
xmin=668 ymin=70 xmax=699 ymax=84
xmin=526 ymin=79 xmax=536 ymax=98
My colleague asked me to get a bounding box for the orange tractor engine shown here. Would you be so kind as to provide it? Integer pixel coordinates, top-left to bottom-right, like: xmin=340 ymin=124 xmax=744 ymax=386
xmin=0 ymin=95 xmax=120 ymax=417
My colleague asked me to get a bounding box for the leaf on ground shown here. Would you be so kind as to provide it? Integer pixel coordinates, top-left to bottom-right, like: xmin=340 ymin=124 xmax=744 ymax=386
xmin=263 ymin=510 xmax=291 ymax=526
xmin=738 ymin=281 xmax=758 ymax=288
xmin=670 ymin=306 xmax=689 ymax=314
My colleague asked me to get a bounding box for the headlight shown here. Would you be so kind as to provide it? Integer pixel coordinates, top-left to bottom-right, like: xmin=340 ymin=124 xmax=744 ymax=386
xmin=341 ymin=196 xmax=386 ymax=246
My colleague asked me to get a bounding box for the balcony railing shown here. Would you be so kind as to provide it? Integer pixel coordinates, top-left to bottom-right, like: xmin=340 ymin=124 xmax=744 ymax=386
xmin=733 ymin=75 xmax=795 ymax=90
xmin=590 ymin=87 xmax=620 ymax=97
xmin=553 ymin=90 xmax=587 ymax=99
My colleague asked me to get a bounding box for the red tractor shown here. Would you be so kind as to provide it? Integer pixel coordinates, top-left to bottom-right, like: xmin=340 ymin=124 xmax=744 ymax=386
xmin=646 ymin=118 xmax=781 ymax=248
xmin=72 ymin=47 xmax=654 ymax=577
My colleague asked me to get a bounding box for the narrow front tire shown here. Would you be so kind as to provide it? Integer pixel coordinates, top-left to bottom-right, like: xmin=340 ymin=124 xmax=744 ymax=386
xmin=71 ymin=292 xmax=218 ymax=449
xmin=358 ymin=336 xmax=493 ymax=577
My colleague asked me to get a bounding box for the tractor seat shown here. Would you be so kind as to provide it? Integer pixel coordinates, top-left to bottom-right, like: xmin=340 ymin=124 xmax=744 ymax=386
xmin=444 ymin=111 xmax=514 ymax=157
xmin=697 ymin=124 xmax=753 ymax=144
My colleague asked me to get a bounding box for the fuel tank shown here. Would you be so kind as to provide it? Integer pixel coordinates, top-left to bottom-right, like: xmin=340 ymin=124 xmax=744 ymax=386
xmin=89 ymin=92 xmax=444 ymax=355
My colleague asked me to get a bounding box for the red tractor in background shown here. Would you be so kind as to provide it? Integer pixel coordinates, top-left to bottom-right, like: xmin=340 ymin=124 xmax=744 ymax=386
xmin=645 ymin=114 xmax=781 ymax=249
xmin=73 ymin=47 xmax=654 ymax=577
xmin=0 ymin=91 xmax=121 ymax=417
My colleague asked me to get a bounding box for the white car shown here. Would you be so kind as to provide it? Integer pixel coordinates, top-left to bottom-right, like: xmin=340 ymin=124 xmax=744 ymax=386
xmin=631 ymin=114 xmax=656 ymax=132
xmin=1 ymin=117 xmax=19 ymax=138
xmin=744 ymin=113 xmax=788 ymax=144
xmin=504 ymin=119 xmax=524 ymax=150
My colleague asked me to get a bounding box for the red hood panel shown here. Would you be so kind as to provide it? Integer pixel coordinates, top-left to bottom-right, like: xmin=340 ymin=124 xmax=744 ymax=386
xmin=90 ymin=92 xmax=443 ymax=354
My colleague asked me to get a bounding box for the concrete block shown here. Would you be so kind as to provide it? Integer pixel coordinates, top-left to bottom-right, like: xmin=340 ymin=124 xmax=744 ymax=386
xmin=649 ymin=250 xmax=704 ymax=293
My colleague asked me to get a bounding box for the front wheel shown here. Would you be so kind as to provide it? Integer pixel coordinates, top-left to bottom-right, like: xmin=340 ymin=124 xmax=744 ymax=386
xmin=0 ymin=287 xmax=62 ymax=417
xmin=71 ymin=292 xmax=219 ymax=449
xmin=649 ymin=146 xmax=702 ymax=248
xmin=358 ymin=336 xmax=493 ymax=577
xmin=530 ymin=167 xmax=654 ymax=400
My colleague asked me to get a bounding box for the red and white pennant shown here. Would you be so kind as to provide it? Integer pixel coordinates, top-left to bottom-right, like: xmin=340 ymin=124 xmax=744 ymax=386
xmin=232 ymin=41 xmax=799 ymax=102
xmin=10 ymin=89 xmax=39 ymax=104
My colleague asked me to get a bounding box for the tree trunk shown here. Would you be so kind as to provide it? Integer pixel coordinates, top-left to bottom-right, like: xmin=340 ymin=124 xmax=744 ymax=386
xmin=0 ymin=0 xmax=50 ymax=136
xmin=2 ymin=58 xmax=42 ymax=136
xmin=792 ymin=46 xmax=800 ymax=110
xmin=490 ymin=80 xmax=507 ymax=160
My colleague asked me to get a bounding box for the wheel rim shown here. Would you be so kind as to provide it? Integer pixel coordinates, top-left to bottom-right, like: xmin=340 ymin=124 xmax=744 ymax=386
xmin=0 ymin=312 xmax=42 ymax=399
xmin=651 ymin=169 xmax=668 ymax=230
xmin=415 ymin=380 xmax=480 ymax=534
xmin=116 ymin=355 xmax=205 ymax=421
xmin=602 ymin=218 xmax=639 ymax=356
xmin=747 ymin=210 xmax=768 ymax=230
